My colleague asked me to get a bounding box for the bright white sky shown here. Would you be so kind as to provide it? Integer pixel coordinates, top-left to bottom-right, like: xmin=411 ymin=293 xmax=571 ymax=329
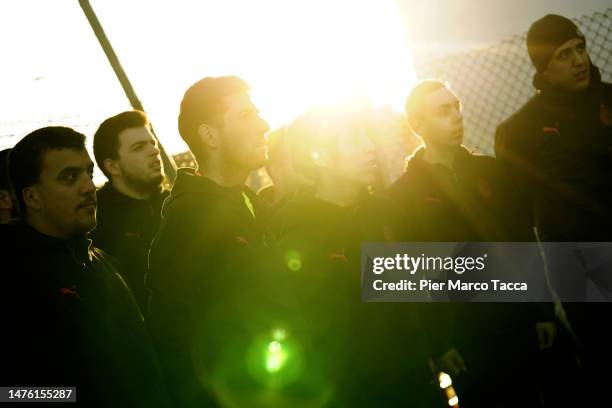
xmin=0 ymin=0 xmax=416 ymax=187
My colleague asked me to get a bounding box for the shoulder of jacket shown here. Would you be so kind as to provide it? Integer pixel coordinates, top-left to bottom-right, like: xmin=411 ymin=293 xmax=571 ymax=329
xmin=498 ymin=97 xmax=540 ymax=131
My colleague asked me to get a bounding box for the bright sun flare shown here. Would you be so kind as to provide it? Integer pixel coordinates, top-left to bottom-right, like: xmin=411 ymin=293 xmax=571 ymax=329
xmin=0 ymin=0 xmax=416 ymax=161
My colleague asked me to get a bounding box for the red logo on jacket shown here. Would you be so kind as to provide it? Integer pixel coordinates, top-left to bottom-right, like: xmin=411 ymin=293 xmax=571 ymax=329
xmin=59 ymin=287 xmax=81 ymax=300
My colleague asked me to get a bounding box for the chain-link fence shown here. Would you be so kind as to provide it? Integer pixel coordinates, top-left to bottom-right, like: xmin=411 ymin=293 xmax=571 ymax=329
xmin=416 ymin=8 xmax=612 ymax=156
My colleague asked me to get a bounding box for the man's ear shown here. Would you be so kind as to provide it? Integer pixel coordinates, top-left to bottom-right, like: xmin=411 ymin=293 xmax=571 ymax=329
xmin=103 ymin=158 xmax=122 ymax=178
xmin=198 ymin=124 xmax=220 ymax=149
xmin=22 ymin=185 xmax=41 ymax=212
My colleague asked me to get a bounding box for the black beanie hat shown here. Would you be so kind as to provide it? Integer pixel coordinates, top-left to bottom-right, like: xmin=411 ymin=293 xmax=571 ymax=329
xmin=526 ymin=14 xmax=586 ymax=73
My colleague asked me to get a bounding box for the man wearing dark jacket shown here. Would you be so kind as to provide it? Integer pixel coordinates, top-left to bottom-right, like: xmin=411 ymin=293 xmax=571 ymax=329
xmin=1 ymin=126 xmax=171 ymax=407
xmin=389 ymin=80 xmax=552 ymax=407
xmin=147 ymin=76 xmax=298 ymax=407
xmin=92 ymin=110 xmax=168 ymax=310
xmin=495 ymin=14 xmax=612 ymax=243
xmin=277 ymin=109 xmax=436 ymax=407
xmin=495 ymin=14 xmax=612 ymax=405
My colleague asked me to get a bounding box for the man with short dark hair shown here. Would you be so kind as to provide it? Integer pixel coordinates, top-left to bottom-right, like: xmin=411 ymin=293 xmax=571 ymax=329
xmin=389 ymin=80 xmax=551 ymax=407
xmin=147 ymin=76 xmax=291 ymax=407
xmin=391 ymin=79 xmax=530 ymax=241
xmin=1 ymin=126 xmax=171 ymax=407
xmin=92 ymin=110 xmax=168 ymax=310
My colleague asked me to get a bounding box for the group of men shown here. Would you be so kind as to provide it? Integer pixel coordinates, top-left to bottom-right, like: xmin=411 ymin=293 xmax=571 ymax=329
xmin=1 ymin=13 xmax=611 ymax=407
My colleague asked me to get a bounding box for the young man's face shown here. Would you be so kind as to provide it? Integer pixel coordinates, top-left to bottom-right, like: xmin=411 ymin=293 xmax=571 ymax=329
xmin=328 ymin=123 xmax=377 ymax=187
xmin=30 ymin=148 xmax=97 ymax=238
xmin=419 ymin=87 xmax=464 ymax=148
xmin=115 ymin=126 xmax=164 ymax=191
xmin=543 ymin=38 xmax=591 ymax=92
xmin=219 ymin=92 xmax=270 ymax=173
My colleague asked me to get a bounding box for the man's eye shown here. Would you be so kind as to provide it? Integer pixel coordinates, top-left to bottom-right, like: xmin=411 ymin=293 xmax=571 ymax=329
xmin=64 ymin=173 xmax=77 ymax=182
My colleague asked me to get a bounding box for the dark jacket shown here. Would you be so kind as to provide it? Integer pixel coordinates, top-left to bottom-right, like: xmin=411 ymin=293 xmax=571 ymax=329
xmin=388 ymin=145 xmax=533 ymax=242
xmin=146 ymin=169 xmax=294 ymax=407
xmin=277 ymin=191 xmax=436 ymax=407
xmin=0 ymin=223 xmax=172 ymax=408
xmin=495 ymin=66 xmax=612 ymax=378
xmin=91 ymin=182 xmax=169 ymax=311
xmin=387 ymin=147 xmax=548 ymax=406
xmin=495 ymin=66 xmax=612 ymax=241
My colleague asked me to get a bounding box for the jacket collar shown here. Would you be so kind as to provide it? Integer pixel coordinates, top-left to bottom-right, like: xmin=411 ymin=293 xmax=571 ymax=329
xmin=163 ymin=168 xmax=251 ymax=215
xmin=408 ymin=145 xmax=472 ymax=173
xmin=171 ymin=168 xmax=245 ymax=196
xmin=16 ymin=222 xmax=93 ymax=264
xmin=97 ymin=181 xmax=165 ymax=204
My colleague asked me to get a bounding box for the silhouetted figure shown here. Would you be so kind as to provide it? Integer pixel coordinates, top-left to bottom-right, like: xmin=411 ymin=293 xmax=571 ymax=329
xmin=147 ymin=76 xmax=297 ymax=407
xmin=277 ymin=108 xmax=436 ymax=407
xmin=495 ymin=14 xmax=612 ymax=406
xmin=389 ymin=80 xmax=552 ymax=407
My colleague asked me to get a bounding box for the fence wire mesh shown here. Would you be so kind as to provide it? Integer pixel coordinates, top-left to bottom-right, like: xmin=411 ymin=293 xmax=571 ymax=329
xmin=416 ymin=8 xmax=612 ymax=155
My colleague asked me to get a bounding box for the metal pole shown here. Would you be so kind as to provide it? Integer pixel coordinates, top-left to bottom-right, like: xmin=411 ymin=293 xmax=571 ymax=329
xmin=78 ymin=0 xmax=177 ymax=182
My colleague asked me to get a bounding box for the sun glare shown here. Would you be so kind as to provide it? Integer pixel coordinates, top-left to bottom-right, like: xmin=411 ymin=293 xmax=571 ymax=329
xmin=0 ymin=0 xmax=416 ymax=160
xmin=98 ymin=0 xmax=416 ymax=152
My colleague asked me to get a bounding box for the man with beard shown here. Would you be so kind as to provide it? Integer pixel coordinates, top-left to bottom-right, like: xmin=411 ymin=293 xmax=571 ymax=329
xmin=92 ymin=110 xmax=168 ymax=310
xmin=147 ymin=76 xmax=298 ymax=407
xmin=1 ymin=126 xmax=172 ymax=407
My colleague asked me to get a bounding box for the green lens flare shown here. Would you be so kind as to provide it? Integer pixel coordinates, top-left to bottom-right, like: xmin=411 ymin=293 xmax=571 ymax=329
xmin=284 ymin=250 xmax=302 ymax=271
xmin=273 ymin=328 xmax=287 ymax=341
xmin=265 ymin=341 xmax=287 ymax=373
xmin=246 ymin=327 xmax=305 ymax=388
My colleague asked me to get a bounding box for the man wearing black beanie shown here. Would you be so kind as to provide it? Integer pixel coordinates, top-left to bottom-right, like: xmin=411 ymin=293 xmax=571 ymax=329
xmin=495 ymin=13 xmax=612 ymax=406
xmin=496 ymin=13 xmax=612 ymax=242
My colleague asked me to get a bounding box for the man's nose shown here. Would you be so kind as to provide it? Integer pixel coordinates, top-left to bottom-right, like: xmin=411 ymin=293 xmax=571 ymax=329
xmin=452 ymin=107 xmax=463 ymax=123
xmin=573 ymin=49 xmax=587 ymax=66
xmin=82 ymin=175 xmax=96 ymax=195
xmin=150 ymin=143 xmax=161 ymax=156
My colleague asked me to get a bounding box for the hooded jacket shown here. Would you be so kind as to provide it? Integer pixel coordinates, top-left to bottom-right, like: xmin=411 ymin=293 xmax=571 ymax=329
xmin=91 ymin=182 xmax=169 ymax=311
xmin=495 ymin=65 xmax=612 ymax=241
xmin=389 ymin=145 xmax=533 ymax=242
xmin=387 ymin=146 xmax=549 ymax=406
xmin=146 ymin=168 xmax=294 ymax=407
xmin=276 ymin=191 xmax=435 ymax=407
